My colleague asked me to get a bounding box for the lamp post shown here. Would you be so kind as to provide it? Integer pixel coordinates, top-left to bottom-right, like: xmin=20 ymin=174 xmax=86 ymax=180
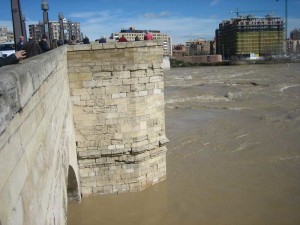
xmin=277 ymin=0 xmax=288 ymax=53
xmin=68 ymin=20 xmax=73 ymax=42
xmin=59 ymin=12 xmax=64 ymax=42
xmin=285 ymin=0 xmax=288 ymax=48
xmin=10 ymin=0 xmax=23 ymax=49
xmin=21 ymin=14 xmax=27 ymax=42
xmin=41 ymin=0 xmax=50 ymax=45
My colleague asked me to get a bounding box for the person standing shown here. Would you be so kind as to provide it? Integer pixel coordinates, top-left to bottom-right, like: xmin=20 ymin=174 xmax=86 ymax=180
xmin=39 ymin=35 xmax=50 ymax=53
xmin=144 ymin=31 xmax=153 ymax=40
xmin=23 ymin=37 xmax=43 ymax=58
xmin=69 ymin=35 xmax=77 ymax=45
xmin=57 ymin=39 xmax=64 ymax=47
xmin=99 ymin=36 xmax=107 ymax=43
xmin=118 ymin=35 xmax=127 ymax=42
xmin=16 ymin=36 xmax=25 ymax=51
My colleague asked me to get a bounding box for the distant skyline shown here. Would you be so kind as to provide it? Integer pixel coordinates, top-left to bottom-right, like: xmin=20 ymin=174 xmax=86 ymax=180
xmin=1 ymin=0 xmax=300 ymax=44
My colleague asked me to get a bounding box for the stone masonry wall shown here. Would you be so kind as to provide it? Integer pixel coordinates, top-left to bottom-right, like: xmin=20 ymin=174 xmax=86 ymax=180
xmin=0 ymin=47 xmax=80 ymax=225
xmin=67 ymin=40 xmax=168 ymax=195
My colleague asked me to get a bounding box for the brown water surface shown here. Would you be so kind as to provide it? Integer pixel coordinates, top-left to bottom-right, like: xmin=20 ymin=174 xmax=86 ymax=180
xmin=68 ymin=64 xmax=300 ymax=225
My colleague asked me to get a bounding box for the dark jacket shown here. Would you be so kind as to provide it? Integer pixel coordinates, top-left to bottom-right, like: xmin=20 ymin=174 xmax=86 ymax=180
xmin=99 ymin=37 xmax=106 ymax=43
xmin=16 ymin=41 xmax=24 ymax=51
xmin=24 ymin=40 xmax=43 ymax=58
xmin=39 ymin=39 xmax=50 ymax=53
xmin=0 ymin=54 xmax=18 ymax=67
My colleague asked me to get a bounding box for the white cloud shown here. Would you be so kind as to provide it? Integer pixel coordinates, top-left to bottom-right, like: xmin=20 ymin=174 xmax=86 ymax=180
xmin=69 ymin=12 xmax=99 ymax=18
xmin=210 ymin=0 xmax=220 ymax=7
xmin=69 ymin=10 xmax=219 ymax=44
xmin=144 ymin=11 xmax=172 ymax=19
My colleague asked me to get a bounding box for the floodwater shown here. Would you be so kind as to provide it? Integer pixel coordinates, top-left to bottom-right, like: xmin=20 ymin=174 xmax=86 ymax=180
xmin=68 ymin=64 xmax=300 ymax=225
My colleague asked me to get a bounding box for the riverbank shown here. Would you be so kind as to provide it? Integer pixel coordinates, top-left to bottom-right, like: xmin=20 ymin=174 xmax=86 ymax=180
xmin=170 ymin=57 xmax=300 ymax=67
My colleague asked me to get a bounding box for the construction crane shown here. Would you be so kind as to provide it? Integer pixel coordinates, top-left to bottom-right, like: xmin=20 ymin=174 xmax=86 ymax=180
xmin=230 ymin=8 xmax=276 ymax=17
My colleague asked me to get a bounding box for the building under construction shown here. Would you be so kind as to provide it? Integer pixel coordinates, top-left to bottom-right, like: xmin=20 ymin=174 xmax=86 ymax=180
xmin=216 ymin=15 xmax=284 ymax=58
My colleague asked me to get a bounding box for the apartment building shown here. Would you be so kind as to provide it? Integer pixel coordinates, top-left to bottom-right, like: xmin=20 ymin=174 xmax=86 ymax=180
xmin=215 ymin=15 xmax=284 ymax=57
xmin=187 ymin=39 xmax=213 ymax=55
xmin=112 ymin=27 xmax=172 ymax=56
xmin=29 ymin=19 xmax=81 ymax=42
xmin=288 ymin=28 xmax=300 ymax=54
xmin=0 ymin=27 xmax=14 ymax=43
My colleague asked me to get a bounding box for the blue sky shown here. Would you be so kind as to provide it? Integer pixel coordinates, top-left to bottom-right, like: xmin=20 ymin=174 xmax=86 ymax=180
xmin=1 ymin=0 xmax=300 ymax=44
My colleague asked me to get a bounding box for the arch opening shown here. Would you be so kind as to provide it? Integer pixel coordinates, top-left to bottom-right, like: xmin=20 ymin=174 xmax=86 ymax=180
xmin=67 ymin=165 xmax=80 ymax=202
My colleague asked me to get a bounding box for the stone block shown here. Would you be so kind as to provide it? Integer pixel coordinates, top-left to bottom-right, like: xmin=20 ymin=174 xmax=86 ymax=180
xmin=116 ymin=42 xmax=127 ymax=49
xmin=131 ymin=70 xmax=146 ymax=78
xmin=131 ymin=84 xmax=146 ymax=92
xmin=118 ymin=85 xmax=130 ymax=93
xmin=106 ymin=86 xmax=119 ymax=95
xmin=149 ymin=76 xmax=162 ymax=83
xmin=74 ymin=44 xmax=92 ymax=51
xmin=78 ymin=73 xmax=93 ymax=81
xmin=122 ymin=78 xmax=139 ymax=85
xmin=112 ymin=71 xmax=130 ymax=79
xmin=94 ymin=72 xmax=112 ymax=79
xmin=91 ymin=43 xmax=104 ymax=50
xmin=132 ymin=41 xmax=147 ymax=47
xmin=103 ymin=43 xmax=116 ymax=49
xmin=112 ymin=93 xmax=127 ymax=99
xmin=138 ymin=77 xmax=149 ymax=84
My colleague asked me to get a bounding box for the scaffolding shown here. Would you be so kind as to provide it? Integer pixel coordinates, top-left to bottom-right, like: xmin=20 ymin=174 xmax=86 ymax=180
xmin=216 ymin=15 xmax=285 ymax=57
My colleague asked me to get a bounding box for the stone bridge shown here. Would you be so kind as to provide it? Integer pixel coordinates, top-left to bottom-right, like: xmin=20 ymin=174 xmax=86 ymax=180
xmin=0 ymin=41 xmax=168 ymax=225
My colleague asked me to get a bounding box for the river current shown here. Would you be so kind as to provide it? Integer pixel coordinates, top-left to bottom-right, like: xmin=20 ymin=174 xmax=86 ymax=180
xmin=68 ymin=64 xmax=300 ymax=225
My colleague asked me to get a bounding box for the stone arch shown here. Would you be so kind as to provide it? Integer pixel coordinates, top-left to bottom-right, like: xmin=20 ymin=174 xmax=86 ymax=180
xmin=67 ymin=165 xmax=80 ymax=202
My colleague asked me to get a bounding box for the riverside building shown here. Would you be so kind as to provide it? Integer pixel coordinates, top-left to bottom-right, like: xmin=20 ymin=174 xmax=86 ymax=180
xmin=215 ymin=15 xmax=284 ymax=58
xmin=186 ymin=39 xmax=214 ymax=55
xmin=29 ymin=19 xmax=81 ymax=42
xmin=288 ymin=28 xmax=300 ymax=54
xmin=112 ymin=27 xmax=172 ymax=56
xmin=0 ymin=26 xmax=14 ymax=43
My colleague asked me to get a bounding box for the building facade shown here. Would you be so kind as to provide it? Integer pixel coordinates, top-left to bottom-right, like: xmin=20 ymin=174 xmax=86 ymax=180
xmin=215 ymin=15 xmax=284 ymax=58
xmin=0 ymin=27 xmax=14 ymax=43
xmin=288 ymin=28 xmax=300 ymax=54
xmin=290 ymin=28 xmax=300 ymax=40
xmin=187 ymin=39 xmax=214 ymax=55
xmin=29 ymin=19 xmax=81 ymax=42
xmin=112 ymin=27 xmax=172 ymax=56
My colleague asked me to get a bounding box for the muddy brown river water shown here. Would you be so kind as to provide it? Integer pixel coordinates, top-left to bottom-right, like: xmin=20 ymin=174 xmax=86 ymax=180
xmin=68 ymin=64 xmax=300 ymax=225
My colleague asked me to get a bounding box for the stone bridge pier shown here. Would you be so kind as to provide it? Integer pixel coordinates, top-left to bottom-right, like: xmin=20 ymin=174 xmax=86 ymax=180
xmin=0 ymin=40 xmax=167 ymax=225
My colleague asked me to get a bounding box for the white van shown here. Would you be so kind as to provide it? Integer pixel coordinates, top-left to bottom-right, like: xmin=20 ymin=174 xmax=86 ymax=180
xmin=0 ymin=42 xmax=15 ymax=57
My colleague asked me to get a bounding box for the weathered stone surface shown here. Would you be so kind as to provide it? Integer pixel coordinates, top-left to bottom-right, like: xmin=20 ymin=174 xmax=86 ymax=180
xmin=68 ymin=40 xmax=168 ymax=195
xmin=0 ymin=40 xmax=167 ymax=224
xmin=0 ymin=46 xmax=80 ymax=225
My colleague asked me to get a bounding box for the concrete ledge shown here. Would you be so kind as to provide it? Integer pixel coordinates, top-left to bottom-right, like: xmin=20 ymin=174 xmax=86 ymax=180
xmin=0 ymin=46 xmax=67 ymax=135
xmin=70 ymin=40 xmax=163 ymax=52
xmin=74 ymin=44 xmax=92 ymax=51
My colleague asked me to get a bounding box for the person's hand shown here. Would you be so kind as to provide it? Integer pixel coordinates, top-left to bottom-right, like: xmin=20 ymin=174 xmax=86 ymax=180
xmin=15 ymin=50 xmax=26 ymax=60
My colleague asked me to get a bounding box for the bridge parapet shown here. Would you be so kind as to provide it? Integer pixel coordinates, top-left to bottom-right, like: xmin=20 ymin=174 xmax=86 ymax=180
xmin=0 ymin=47 xmax=80 ymax=225
xmin=0 ymin=40 xmax=168 ymax=224
xmin=67 ymin=40 xmax=168 ymax=195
